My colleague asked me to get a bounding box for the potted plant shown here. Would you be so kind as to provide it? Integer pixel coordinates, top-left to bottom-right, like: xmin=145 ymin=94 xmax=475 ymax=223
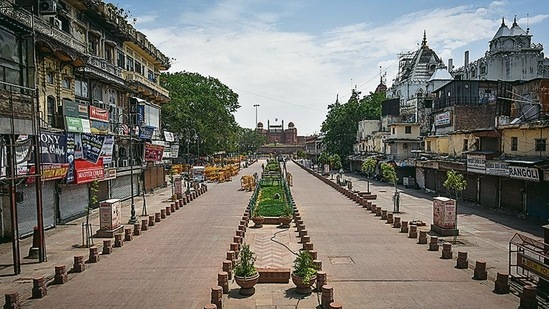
xmin=251 ymin=205 xmax=265 ymax=228
xmin=279 ymin=205 xmax=293 ymax=228
xmin=234 ymin=243 xmax=260 ymax=295
xmin=292 ymin=250 xmax=317 ymax=294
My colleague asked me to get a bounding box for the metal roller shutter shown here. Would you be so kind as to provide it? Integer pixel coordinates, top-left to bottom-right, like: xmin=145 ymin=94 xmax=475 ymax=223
xmin=463 ymin=173 xmax=478 ymax=202
xmin=527 ymin=181 xmax=549 ymax=220
xmin=58 ymin=184 xmax=89 ymax=223
xmin=110 ymin=173 xmax=140 ymax=201
xmin=479 ymin=175 xmax=498 ymax=209
xmin=425 ymin=168 xmax=437 ymax=192
xmin=16 ymin=181 xmax=57 ymax=237
xmin=500 ymin=178 xmax=523 ymax=214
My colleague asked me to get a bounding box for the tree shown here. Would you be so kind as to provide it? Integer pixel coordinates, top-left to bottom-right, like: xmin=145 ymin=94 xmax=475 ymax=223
xmin=318 ymin=152 xmax=330 ymax=174
xmin=329 ymin=154 xmax=342 ymax=171
xmin=296 ymin=149 xmax=307 ymax=159
xmin=381 ymin=162 xmax=399 ymax=212
xmin=443 ymin=170 xmax=467 ymax=243
xmin=160 ymin=71 xmax=240 ymax=156
xmin=361 ymin=157 xmax=376 ymax=193
xmin=320 ymin=90 xmax=384 ymax=166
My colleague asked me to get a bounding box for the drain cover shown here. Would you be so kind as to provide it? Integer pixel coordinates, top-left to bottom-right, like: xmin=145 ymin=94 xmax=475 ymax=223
xmin=329 ymin=256 xmax=354 ymax=265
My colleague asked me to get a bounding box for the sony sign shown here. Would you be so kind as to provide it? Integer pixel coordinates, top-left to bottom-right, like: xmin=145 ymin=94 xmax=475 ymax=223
xmin=508 ymin=166 xmax=540 ymax=182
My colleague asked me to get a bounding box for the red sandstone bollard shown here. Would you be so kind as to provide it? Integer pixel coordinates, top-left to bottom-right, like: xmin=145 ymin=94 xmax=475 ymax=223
xmin=236 ymin=230 xmax=244 ymax=238
xmin=124 ymin=228 xmax=133 ymax=241
xmin=170 ymin=203 xmax=176 ymax=212
xmin=4 ymin=291 xmax=20 ymax=308
xmin=32 ymin=277 xmax=47 ymax=299
xmin=314 ymin=260 xmax=322 ymax=271
xmin=149 ymin=215 xmax=155 ymax=226
xmin=408 ymin=224 xmax=417 ymax=238
xmin=203 ymin=304 xmax=217 ymax=309
xmin=133 ymin=223 xmax=141 ymax=236
xmin=386 ymin=213 xmax=393 ymax=224
xmin=230 ymin=243 xmax=239 ymax=255
xmin=155 ymin=212 xmax=161 ymax=222
xmin=418 ymin=230 xmax=427 ymax=244
xmin=114 ymin=233 xmax=124 ymax=247
xmin=175 ymin=201 xmax=180 ymax=210
xmin=375 ymin=207 xmax=382 ymax=216
xmin=88 ymin=246 xmax=100 ymax=263
xmin=299 ymin=229 xmax=308 ymax=238
xmin=400 ymin=221 xmax=408 ymax=233
xmin=141 ymin=219 xmax=148 ymax=231
xmin=370 ymin=205 xmax=377 ymax=213
xmin=456 ymin=251 xmax=468 ymax=269
xmin=494 ymin=272 xmax=510 ymax=294
xmin=165 ymin=206 xmax=171 ymax=216
xmin=316 ymin=271 xmax=327 ymax=292
xmin=73 ymin=255 xmax=85 ymax=272
xmin=182 ymin=196 xmax=187 ymax=205
xmin=223 ymin=260 xmax=232 ymax=280
xmin=329 ymin=302 xmax=343 ymax=309
xmin=233 ymin=236 xmax=241 ymax=245
xmin=54 ymin=265 xmax=67 ymax=284
xmin=321 ymin=285 xmax=334 ymax=309
xmin=428 ymin=236 xmax=439 ymax=251
xmin=301 ymin=235 xmax=310 ymax=245
xmin=102 ymin=239 xmax=113 ymax=255
xmin=473 ymin=260 xmax=487 ymax=280
xmin=309 ymin=250 xmax=318 ymax=260
xmin=393 ymin=216 xmax=401 ymax=228
xmin=520 ymin=285 xmax=538 ymax=309
xmin=218 ymin=272 xmax=229 ymax=294
xmin=441 ymin=242 xmax=452 ymax=259
xmin=227 ymin=251 xmax=236 ymax=267
xmin=381 ymin=210 xmax=388 ymax=220
xmin=210 ymin=286 xmax=222 ymax=309
xmin=160 ymin=209 xmax=166 ymax=219
xmin=304 ymin=243 xmax=314 ymax=251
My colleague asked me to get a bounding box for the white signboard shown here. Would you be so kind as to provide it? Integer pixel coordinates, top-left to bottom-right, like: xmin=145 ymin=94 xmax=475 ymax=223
xmin=486 ymin=161 xmax=509 ymax=176
xmin=508 ymin=166 xmax=540 ymax=182
xmin=467 ymin=154 xmax=486 ymax=174
xmin=435 ymin=111 xmax=451 ymax=127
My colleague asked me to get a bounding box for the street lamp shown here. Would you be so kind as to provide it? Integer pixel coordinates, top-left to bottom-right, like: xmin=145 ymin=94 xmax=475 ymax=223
xmin=186 ymin=128 xmax=197 ymax=194
xmin=253 ymin=104 xmax=260 ymax=128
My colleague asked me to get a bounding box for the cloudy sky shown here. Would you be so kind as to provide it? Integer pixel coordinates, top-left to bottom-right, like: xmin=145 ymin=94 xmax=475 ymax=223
xmin=118 ymin=0 xmax=549 ymax=136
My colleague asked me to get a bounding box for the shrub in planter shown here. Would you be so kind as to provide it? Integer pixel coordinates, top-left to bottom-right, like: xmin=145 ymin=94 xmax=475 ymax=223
xmin=234 ymin=243 xmax=260 ymax=295
xmin=292 ymin=250 xmax=317 ymax=294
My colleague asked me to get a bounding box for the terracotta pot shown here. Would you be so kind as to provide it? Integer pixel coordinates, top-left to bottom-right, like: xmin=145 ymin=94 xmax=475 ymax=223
xmin=279 ymin=216 xmax=292 ymax=227
xmin=251 ymin=216 xmax=265 ymax=228
xmin=235 ymin=273 xmax=260 ymax=295
xmin=291 ymin=273 xmax=317 ymax=294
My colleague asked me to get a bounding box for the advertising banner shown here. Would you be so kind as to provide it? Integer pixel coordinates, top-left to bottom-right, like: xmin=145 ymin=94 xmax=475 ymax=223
xmin=74 ymin=158 xmax=104 ymax=184
xmin=39 ymin=132 xmax=66 ymax=164
xmin=82 ymin=133 xmax=105 ymax=164
xmin=89 ymin=106 xmax=109 ymax=122
xmin=144 ymin=143 xmax=164 ymax=162
xmin=100 ymin=136 xmax=114 ymax=164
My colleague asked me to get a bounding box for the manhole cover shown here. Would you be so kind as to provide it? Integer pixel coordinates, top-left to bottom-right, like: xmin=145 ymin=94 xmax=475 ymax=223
xmin=329 ymin=256 xmax=354 ymax=265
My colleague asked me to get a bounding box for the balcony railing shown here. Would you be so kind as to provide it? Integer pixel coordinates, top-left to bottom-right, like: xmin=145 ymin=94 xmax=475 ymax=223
xmin=124 ymin=71 xmax=169 ymax=99
xmin=87 ymin=56 xmax=123 ymax=78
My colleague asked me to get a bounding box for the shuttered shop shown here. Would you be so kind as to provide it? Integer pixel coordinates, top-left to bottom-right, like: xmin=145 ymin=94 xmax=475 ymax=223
xmin=17 ymin=181 xmax=57 ymax=237
xmin=463 ymin=173 xmax=478 ymax=202
xmin=500 ymin=178 xmax=523 ymax=213
xmin=110 ymin=173 xmax=140 ymax=200
xmin=425 ymin=169 xmax=437 ymax=192
xmin=526 ymin=181 xmax=549 ymax=220
xmin=58 ymin=184 xmax=89 ymax=223
xmin=479 ymin=175 xmax=498 ymax=209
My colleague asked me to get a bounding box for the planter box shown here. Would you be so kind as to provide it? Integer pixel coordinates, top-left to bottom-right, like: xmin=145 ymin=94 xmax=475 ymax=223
xmin=258 ymin=267 xmax=290 ymax=283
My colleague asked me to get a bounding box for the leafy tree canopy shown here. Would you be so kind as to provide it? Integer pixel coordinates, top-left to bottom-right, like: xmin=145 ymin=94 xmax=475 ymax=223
xmin=320 ymin=89 xmax=384 ymax=163
xmin=160 ymin=71 xmax=240 ymax=156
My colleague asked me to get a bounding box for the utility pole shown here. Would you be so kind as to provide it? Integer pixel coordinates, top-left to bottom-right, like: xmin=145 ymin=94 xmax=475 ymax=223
xmin=253 ymin=104 xmax=260 ymax=128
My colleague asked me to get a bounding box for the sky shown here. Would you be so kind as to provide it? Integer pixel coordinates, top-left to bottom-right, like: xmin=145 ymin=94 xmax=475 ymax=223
xmin=116 ymin=0 xmax=549 ymax=136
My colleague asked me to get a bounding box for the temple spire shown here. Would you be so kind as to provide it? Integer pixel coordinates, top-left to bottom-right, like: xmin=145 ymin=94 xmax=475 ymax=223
xmin=501 ymin=17 xmax=505 ymax=27
xmin=421 ymin=30 xmax=427 ymax=47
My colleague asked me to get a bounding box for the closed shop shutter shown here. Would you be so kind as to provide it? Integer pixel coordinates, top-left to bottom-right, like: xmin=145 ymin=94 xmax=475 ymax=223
xmin=463 ymin=173 xmax=478 ymax=202
xmin=526 ymin=181 xmax=549 ymax=220
xmin=110 ymin=173 xmax=140 ymax=201
xmin=16 ymin=181 xmax=57 ymax=237
xmin=58 ymin=184 xmax=89 ymax=223
xmin=500 ymin=178 xmax=523 ymax=213
xmin=437 ymin=171 xmax=448 ymax=196
xmin=425 ymin=168 xmax=437 ymax=192
xmin=479 ymin=175 xmax=498 ymax=208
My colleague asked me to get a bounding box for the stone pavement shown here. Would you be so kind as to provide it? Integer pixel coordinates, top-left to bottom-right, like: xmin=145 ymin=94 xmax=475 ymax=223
xmin=0 ymin=159 xmax=542 ymax=308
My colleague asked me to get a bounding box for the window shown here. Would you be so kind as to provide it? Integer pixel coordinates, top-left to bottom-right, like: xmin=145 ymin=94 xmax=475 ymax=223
xmin=135 ymin=61 xmax=142 ymax=75
xmin=117 ymin=50 xmax=125 ymax=69
xmin=62 ymin=77 xmax=70 ymax=89
xmin=463 ymin=139 xmax=468 ymax=151
xmin=74 ymin=77 xmax=88 ymax=98
xmin=392 ymin=127 xmax=395 ymax=134
xmin=480 ymin=66 xmax=486 ymax=74
xmin=147 ymin=69 xmax=155 ymax=82
xmin=46 ymin=72 xmax=54 ymax=84
xmin=405 ymin=126 xmax=412 ymax=134
xmin=535 ymin=139 xmax=547 ymax=152
xmin=0 ymin=27 xmax=33 ymax=89
xmin=126 ymin=56 xmax=134 ymax=71
xmin=46 ymin=96 xmax=55 ymax=126
xmin=426 ymin=141 xmax=432 ymax=152
xmin=511 ymin=137 xmax=518 ymax=151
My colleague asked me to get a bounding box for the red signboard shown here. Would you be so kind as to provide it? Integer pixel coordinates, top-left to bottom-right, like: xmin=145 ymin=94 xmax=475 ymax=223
xmin=74 ymin=158 xmax=104 ymax=184
xmin=89 ymin=106 xmax=109 ymax=122
xmin=27 ymin=164 xmax=69 ymax=183
xmin=144 ymin=143 xmax=164 ymax=162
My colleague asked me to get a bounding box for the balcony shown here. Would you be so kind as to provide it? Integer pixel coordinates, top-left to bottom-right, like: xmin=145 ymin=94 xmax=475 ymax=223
xmin=123 ymin=71 xmax=170 ymax=101
xmin=77 ymin=56 xmax=125 ymax=86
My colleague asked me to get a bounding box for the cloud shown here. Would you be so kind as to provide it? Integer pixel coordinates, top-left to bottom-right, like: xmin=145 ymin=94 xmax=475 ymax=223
xmin=135 ymin=14 xmax=158 ymax=25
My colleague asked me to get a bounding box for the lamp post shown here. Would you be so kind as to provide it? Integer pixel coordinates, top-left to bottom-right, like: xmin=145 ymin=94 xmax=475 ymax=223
xmin=127 ymin=113 xmax=137 ymax=225
xmin=253 ymin=104 xmax=260 ymax=128
xmin=186 ymin=128 xmax=197 ymax=194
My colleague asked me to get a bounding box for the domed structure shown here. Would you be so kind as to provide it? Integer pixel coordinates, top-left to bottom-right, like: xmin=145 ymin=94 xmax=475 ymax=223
xmin=257 ymin=122 xmax=263 ymax=128
xmin=288 ymin=122 xmax=294 ymax=128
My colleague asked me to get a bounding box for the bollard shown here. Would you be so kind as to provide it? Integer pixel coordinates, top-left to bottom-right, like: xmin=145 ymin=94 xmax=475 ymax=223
xmin=4 ymin=291 xmax=20 ymax=308
xmin=321 ymin=285 xmax=334 ymax=309
xmin=456 ymin=251 xmax=468 ymax=269
xmin=381 ymin=210 xmax=388 ymax=220
xmin=299 ymin=229 xmax=308 ymax=238
xmin=203 ymin=304 xmax=217 ymax=309
xmin=236 ymin=230 xmax=244 ymax=238
xmin=165 ymin=206 xmax=171 ymax=216
xmin=133 ymin=223 xmax=141 ymax=236
xmin=418 ymin=230 xmax=428 ymax=244
xmin=375 ymin=207 xmax=382 ymax=216
xmin=428 ymin=236 xmax=439 ymax=251
xmin=393 ymin=216 xmax=401 ymax=228
xmin=309 ymin=250 xmax=318 ymax=260
xmin=141 ymin=219 xmax=148 ymax=231
xmin=230 ymin=243 xmax=239 ymax=256
xmin=520 ymin=285 xmax=538 ymax=309
xmin=171 ymin=203 xmax=176 ymax=212
xmin=441 ymin=242 xmax=452 ymax=259
xmin=88 ymin=246 xmax=100 ymax=263
xmin=160 ymin=209 xmax=166 ymax=219
xmin=494 ymin=272 xmax=510 ymax=294
xmin=386 ymin=213 xmax=393 ymax=224
xmin=316 ymin=271 xmax=327 ymax=292
xmin=114 ymin=233 xmax=124 ymax=247
xmin=182 ymin=196 xmax=187 ymax=205
xmin=223 ymin=260 xmax=233 ymax=280
xmin=31 ymin=277 xmax=47 ymax=299
xmin=54 ymin=265 xmax=67 ymax=284
xmin=124 ymin=228 xmax=133 ymax=241
xmin=210 ymin=286 xmax=222 ymax=309
xmin=301 ymin=235 xmax=310 ymax=245
xmin=155 ymin=212 xmax=161 ymax=222
xmin=329 ymin=302 xmax=343 ymax=309
xmin=304 ymin=243 xmax=314 ymax=251
xmin=174 ymin=201 xmax=180 ymax=210
xmin=370 ymin=204 xmax=377 ymax=213
xmin=233 ymin=236 xmax=241 ymax=245
xmin=149 ymin=215 xmax=155 ymax=226
xmin=400 ymin=221 xmax=409 ymax=233
xmin=408 ymin=224 xmax=417 ymax=238
xmin=227 ymin=251 xmax=236 ymax=267
xmin=102 ymin=239 xmax=113 ymax=255
xmin=313 ymin=260 xmax=322 ymax=271
xmin=218 ymin=272 xmax=229 ymax=294
xmin=73 ymin=255 xmax=85 ymax=272
xmin=473 ymin=260 xmax=487 ymax=280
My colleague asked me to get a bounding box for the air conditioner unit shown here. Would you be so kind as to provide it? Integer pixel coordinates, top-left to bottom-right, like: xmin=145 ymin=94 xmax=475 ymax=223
xmin=39 ymin=0 xmax=57 ymax=15
xmin=49 ymin=17 xmax=62 ymax=29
